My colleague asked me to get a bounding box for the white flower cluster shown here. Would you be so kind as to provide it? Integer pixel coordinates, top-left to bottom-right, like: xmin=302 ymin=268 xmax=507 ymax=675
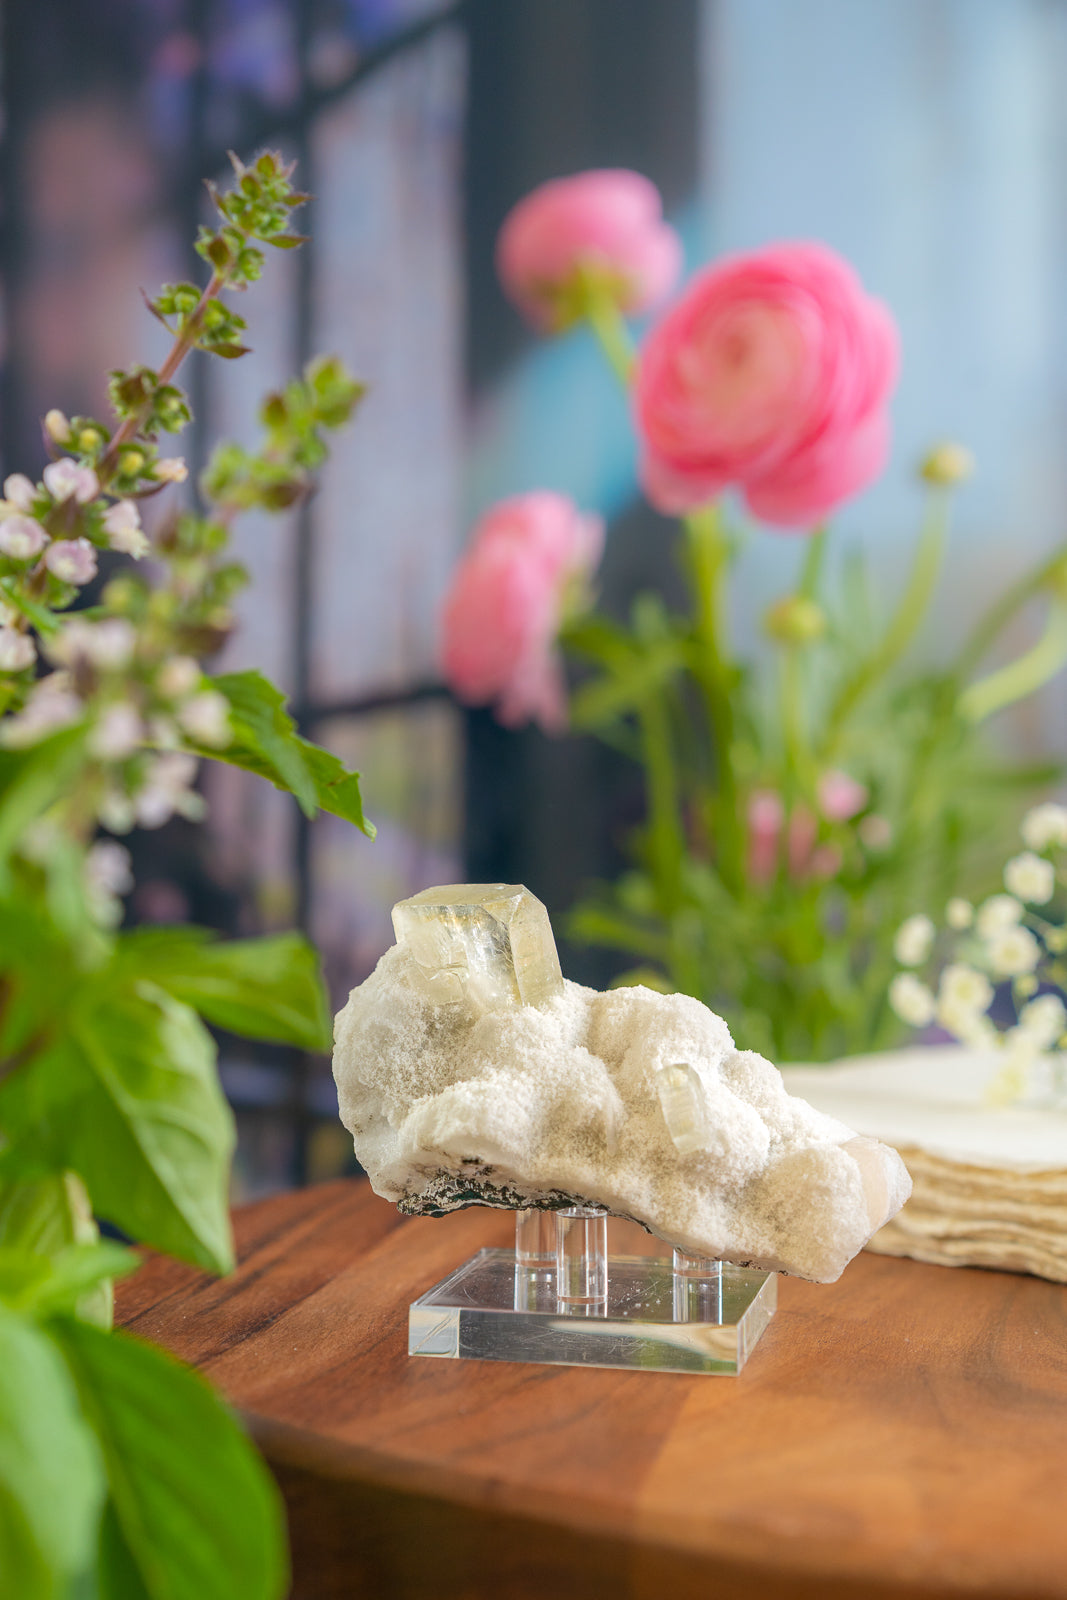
xmin=887 ymin=801 xmax=1067 ymax=1101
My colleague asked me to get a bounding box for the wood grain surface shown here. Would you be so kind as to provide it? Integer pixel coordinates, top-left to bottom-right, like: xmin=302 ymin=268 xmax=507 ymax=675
xmin=116 ymin=1178 xmax=1067 ymax=1600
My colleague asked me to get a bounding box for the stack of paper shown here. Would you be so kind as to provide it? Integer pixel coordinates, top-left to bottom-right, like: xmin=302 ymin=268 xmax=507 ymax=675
xmin=781 ymin=1048 xmax=1067 ymax=1283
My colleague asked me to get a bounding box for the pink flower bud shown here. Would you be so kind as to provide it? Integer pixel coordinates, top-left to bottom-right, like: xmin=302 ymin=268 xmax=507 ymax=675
xmin=746 ymin=789 xmax=784 ymax=886
xmin=103 ymin=499 xmax=149 ymax=559
xmin=45 ymin=538 xmax=97 ymax=585
xmin=496 ymin=170 xmax=682 ymax=331
xmin=0 ymin=515 xmax=47 ymax=560
xmin=635 ymin=242 xmax=899 ymax=528
xmin=3 ymin=474 xmax=37 ymax=511
xmin=43 ymin=459 xmax=99 ymax=504
xmin=817 ymin=769 xmax=868 ymax=823
xmin=0 ymin=628 xmax=36 ymax=672
xmin=441 ymin=492 xmax=604 ymax=733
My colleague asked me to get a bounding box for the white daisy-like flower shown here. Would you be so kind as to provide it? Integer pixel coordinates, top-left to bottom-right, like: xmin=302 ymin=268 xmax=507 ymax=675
xmin=102 ymin=499 xmax=149 ymax=559
xmin=889 ymin=972 xmax=936 ymax=1027
xmin=946 ymin=897 xmax=973 ymax=930
xmin=894 ymin=913 xmax=935 ymax=967
xmin=0 ymin=628 xmax=35 ymax=673
xmin=2 ymin=474 xmax=37 ymax=512
xmin=937 ymin=994 xmax=999 ymax=1049
xmin=986 ymin=924 xmax=1041 ymax=979
xmin=938 ymin=962 xmax=994 ymax=1013
xmin=1020 ymin=802 xmax=1067 ymax=852
xmin=0 ymin=515 xmax=46 ymax=560
xmin=1017 ymin=993 xmax=1067 ymax=1049
xmin=976 ymin=894 xmax=1024 ymax=939
xmin=1003 ymin=851 xmax=1055 ymax=905
xmin=43 ymin=459 xmax=99 ymax=504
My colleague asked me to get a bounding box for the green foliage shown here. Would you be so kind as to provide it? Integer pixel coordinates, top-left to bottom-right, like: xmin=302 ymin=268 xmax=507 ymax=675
xmin=209 ymin=670 xmax=375 ymax=835
xmin=0 ymin=149 xmax=372 ymax=1599
xmin=54 ymin=1318 xmax=289 ymax=1600
xmin=0 ymin=1306 xmax=105 ymax=1600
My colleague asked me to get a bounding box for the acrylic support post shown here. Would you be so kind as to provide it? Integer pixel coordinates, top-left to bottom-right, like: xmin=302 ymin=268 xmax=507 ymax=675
xmin=408 ymin=1208 xmax=777 ymax=1375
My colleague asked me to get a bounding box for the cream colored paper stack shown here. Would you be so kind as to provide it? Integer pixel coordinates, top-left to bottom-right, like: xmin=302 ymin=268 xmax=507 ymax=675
xmin=781 ymin=1048 xmax=1067 ymax=1283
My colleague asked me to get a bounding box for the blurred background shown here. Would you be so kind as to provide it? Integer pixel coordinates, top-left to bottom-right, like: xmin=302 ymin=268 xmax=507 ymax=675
xmin=3 ymin=0 xmax=1067 ymax=1194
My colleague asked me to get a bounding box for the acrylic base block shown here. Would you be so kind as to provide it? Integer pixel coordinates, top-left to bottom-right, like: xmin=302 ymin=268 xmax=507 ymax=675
xmin=408 ymin=1245 xmax=777 ymax=1376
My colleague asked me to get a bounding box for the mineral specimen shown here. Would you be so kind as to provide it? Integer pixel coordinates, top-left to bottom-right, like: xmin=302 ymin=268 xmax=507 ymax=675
xmin=391 ymin=883 xmax=564 ymax=1012
xmin=334 ymin=884 xmax=911 ymax=1282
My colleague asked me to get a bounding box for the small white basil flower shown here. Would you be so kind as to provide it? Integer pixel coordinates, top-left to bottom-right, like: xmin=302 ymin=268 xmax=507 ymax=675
xmin=156 ymin=655 xmax=201 ymax=700
xmin=44 ymin=410 xmax=71 ymax=445
xmin=0 ymin=628 xmax=36 ymax=672
xmin=176 ymin=690 xmax=231 ymax=748
xmin=102 ymin=499 xmax=149 ymax=559
xmin=3 ymin=474 xmax=37 ymax=511
xmin=45 ymin=538 xmax=98 ymax=585
xmin=936 ymin=994 xmax=998 ymax=1049
xmin=0 ymin=673 xmax=83 ymax=746
xmin=894 ymin=913 xmax=935 ymax=967
xmin=85 ymin=839 xmax=134 ymax=897
xmin=43 ymin=459 xmax=99 ymax=504
xmin=153 ymin=457 xmax=188 ymax=484
xmin=89 ymin=703 xmax=144 ymax=761
xmin=1020 ymin=801 xmax=1067 ymax=852
xmin=0 ymin=515 xmax=47 ymax=560
xmin=986 ymin=924 xmax=1041 ymax=979
xmin=1003 ymin=850 xmax=1055 ymax=905
xmin=889 ymin=972 xmax=936 ymax=1027
xmin=975 ymin=893 xmax=1024 ymax=939
xmin=134 ymin=751 xmax=203 ymax=828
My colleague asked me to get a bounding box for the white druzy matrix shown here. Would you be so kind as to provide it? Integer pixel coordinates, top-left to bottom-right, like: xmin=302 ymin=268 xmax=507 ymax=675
xmin=333 ymin=883 xmax=912 ymax=1283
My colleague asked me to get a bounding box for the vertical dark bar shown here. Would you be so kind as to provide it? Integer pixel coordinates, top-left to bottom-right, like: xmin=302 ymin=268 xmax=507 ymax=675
xmin=290 ymin=0 xmax=317 ymax=1185
xmin=0 ymin=0 xmax=37 ymax=480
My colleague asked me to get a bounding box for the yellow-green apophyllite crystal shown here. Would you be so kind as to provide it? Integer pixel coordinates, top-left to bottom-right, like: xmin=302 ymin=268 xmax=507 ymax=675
xmin=390 ymin=883 xmax=564 ymax=1012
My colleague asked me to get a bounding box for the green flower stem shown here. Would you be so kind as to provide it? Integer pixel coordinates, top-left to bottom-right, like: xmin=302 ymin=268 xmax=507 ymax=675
xmin=99 ymin=272 xmax=224 ymax=480
xmin=958 ymin=599 xmax=1067 ymax=723
xmin=822 ymin=485 xmax=951 ymax=758
xmin=637 ymin=695 xmax=685 ymax=915
xmin=684 ymin=504 xmax=744 ymax=893
xmin=955 ymin=543 xmax=1067 ymax=681
xmin=798 ymin=525 xmax=827 ymax=598
xmin=580 ymin=285 xmax=636 ymax=387
xmin=779 ymin=646 xmax=813 ymax=799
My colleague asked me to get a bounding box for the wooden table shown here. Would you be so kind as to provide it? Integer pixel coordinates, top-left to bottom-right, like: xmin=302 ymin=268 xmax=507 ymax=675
xmin=116 ymin=1178 xmax=1067 ymax=1600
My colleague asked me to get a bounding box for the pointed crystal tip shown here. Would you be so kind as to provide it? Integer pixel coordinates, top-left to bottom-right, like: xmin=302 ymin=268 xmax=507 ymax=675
xmin=391 ymin=883 xmax=564 ymax=1012
xmin=655 ymin=1062 xmax=708 ymax=1155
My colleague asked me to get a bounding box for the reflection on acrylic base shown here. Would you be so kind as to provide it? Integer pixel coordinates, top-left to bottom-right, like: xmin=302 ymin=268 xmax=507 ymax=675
xmin=408 ymin=1207 xmax=777 ymax=1376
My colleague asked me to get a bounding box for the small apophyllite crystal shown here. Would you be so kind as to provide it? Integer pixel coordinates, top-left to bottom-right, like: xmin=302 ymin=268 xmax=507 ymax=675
xmin=391 ymin=883 xmax=564 ymax=1012
xmin=333 ymin=883 xmax=912 ymax=1283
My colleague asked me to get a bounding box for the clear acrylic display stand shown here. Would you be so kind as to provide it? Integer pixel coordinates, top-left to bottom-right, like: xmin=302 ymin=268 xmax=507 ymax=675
xmin=409 ymin=1206 xmax=777 ymax=1375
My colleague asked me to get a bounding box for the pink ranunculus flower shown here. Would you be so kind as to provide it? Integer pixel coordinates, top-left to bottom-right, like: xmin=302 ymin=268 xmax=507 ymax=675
xmin=441 ymin=492 xmax=604 ymax=734
xmin=635 ymin=241 xmax=899 ymax=529
xmin=746 ymin=789 xmax=784 ymax=886
xmin=496 ymin=170 xmax=683 ymax=332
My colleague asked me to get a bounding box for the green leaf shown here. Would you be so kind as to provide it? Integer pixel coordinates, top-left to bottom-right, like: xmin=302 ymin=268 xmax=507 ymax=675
xmin=205 ymin=670 xmax=374 ymax=835
xmin=0 ymin=1305 xmax=105 ymax=1599
xmin=0 ymin=985 xmax=235 ymax=1273
xmin=115 ymin=926 xmax=332 ymax=1051
xmin=0 ymin=1171 xmax=115 ymax=1326
xmin=53 ymin=1319 xmax=288 ymax=1600
xmin=0 ymin=724 xmax=88 ymax=884
xmin=207 ymin=670 xmax=317 ymax=815
xmin=0 ymin=1242 xmax=136 ymax=1319
xmin=0 ymin=578 xmax=61 ymax=639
